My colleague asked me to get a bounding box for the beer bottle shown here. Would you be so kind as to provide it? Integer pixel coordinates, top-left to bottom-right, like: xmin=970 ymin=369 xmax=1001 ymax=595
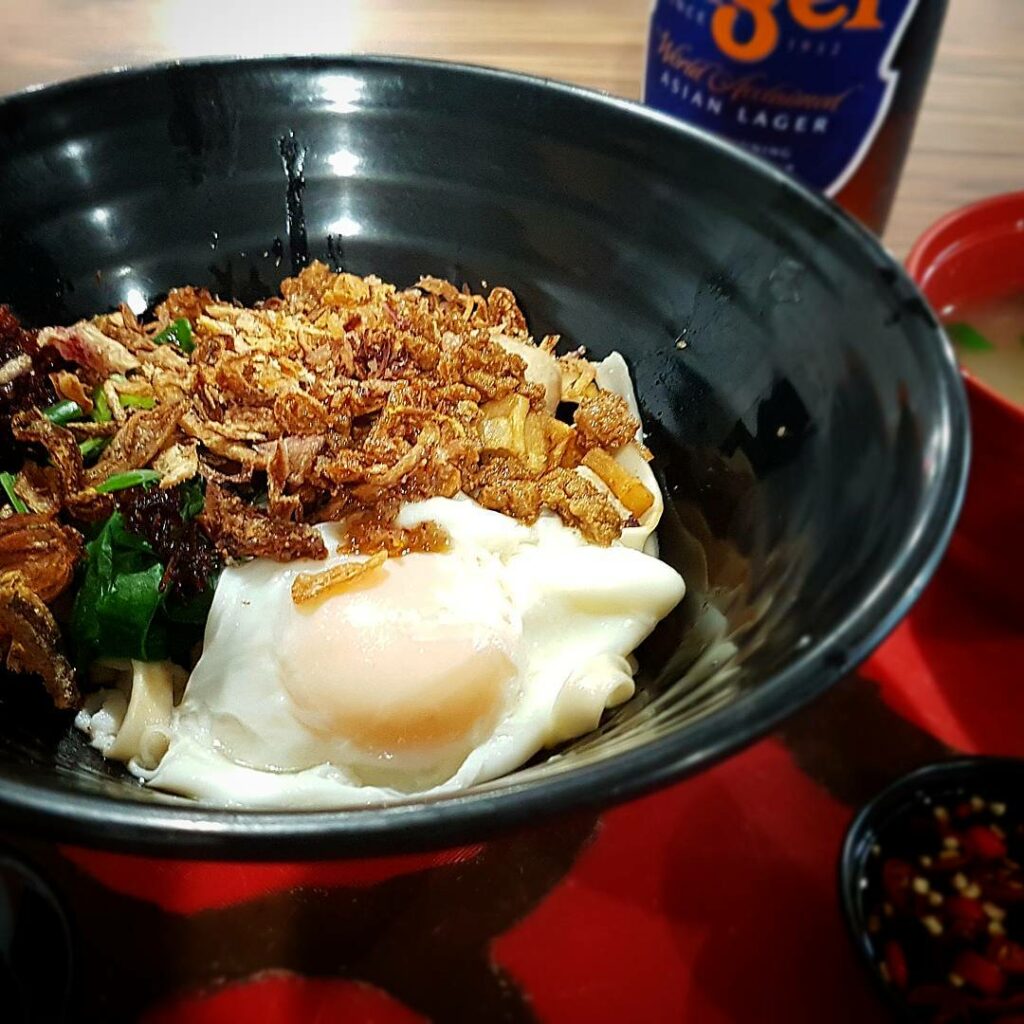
xmin=644 ymin=1 xmax=949 ymax=234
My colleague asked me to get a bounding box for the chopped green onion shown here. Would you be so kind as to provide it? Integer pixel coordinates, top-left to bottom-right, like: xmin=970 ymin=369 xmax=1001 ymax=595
xmin=947 ymin=322 xmax=995 ymax=352
xmin=153 ymin=318 xmax=195 ymax=354
xmin=78 ymin=438 xmax=109 ymax=463
xmin=43 ymin=399 xmax=84 ymax=425
xmin=92 ymin=386 xmax=112 ymax=423
xmin=94 ymin=469 xmax=161 ymax=494
xmin=118 ymin=394 xmax=156 ymax=410
xmin=0 ymin=472 xmax=28 ymax=514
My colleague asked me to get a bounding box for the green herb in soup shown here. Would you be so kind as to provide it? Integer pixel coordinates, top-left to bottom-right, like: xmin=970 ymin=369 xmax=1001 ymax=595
xmin=946 ymin=322 xmax=995 ymax=352
xmin=945 ymin=293 xmax=1024 ymax=407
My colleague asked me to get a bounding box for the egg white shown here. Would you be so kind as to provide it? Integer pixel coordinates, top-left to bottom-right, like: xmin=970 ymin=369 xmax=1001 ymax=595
xmin=132 ymin=495 xmax=683 ymax=808
xmin=76 ymin=353 xmax=687 ymax=808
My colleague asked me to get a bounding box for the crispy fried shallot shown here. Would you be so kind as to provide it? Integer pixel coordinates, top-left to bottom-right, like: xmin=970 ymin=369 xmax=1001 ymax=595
xmin=291 ymin=550 xmax=388 ymax=605
xmin=0 ymin=570 xmax=78 ymax=709
xmin=0 ymin=515 xmax=82 ymax=602
xmin=12 ymin=410 xmax=85 ymax=500
xmin=0 ymin=265 xmax=660 ymax=709
xmin=199 ymin=483 xmax=326 ymax=562
xmin=85 ymin=401 xmax=183 ymax=486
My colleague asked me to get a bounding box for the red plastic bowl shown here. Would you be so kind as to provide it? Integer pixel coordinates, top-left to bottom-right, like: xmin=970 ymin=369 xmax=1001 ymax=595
xmin=907 ymin=191 xmax=1024 ymax=617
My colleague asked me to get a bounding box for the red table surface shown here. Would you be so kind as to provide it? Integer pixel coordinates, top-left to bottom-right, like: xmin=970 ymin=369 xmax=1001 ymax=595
xmin=32 ymin=535 xmax=1012 ymax=1024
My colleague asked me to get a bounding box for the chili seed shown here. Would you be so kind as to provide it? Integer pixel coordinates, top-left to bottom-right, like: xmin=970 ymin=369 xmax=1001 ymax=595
xmin=984 ymin=903 xmax=1008 ymax=922
xmin=989 ymin=937 xmax=1024 ymax=972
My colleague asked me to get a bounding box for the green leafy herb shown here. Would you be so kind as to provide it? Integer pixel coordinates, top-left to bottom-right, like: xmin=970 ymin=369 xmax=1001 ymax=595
xmin=0 ymin=472 xmax=28 ymax=514
xmin=78 ymin=438 xmax=109 ymax=463
xmin=947 ymin=322 xmax=996 ymax=352
xmin=118 ymin=394 xmax=156 ymax=410
xmin=180 ymin=479 xmax=205 ymax=521
xmin=71 ymin=513 xmax=168 ymax=663
xmin=94 ymin=469 xmax=162 ymax=494
xmin=70 ymin=504 xmax=219 ymax=667
xmin=162 ymin=587 xmax=215 ymax=626
xmin=92 ymin=386 xmax=112 ymax=423
xmin=153 ymin=318 xmax=195 ymax=354
xmin=43 ymin=399 xmax=84 ymax=425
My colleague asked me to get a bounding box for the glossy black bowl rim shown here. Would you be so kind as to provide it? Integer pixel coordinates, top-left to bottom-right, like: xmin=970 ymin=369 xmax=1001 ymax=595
xmin=0 ymin=55 xmax=971 ymax=859
xmin=838 ymin=757 xmax=1024 ymax=1018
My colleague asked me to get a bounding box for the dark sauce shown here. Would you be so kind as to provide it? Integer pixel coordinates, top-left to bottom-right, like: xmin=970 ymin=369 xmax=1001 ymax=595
xmin=862 ymin=786 xmax=1024 ymax=1022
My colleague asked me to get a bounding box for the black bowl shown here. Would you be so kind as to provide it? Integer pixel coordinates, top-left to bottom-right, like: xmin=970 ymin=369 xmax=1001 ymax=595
xmin=839 ymin=757 xmax=1024 ymax=1020
xmin=0 ymin=57 xmax=969 ymax=858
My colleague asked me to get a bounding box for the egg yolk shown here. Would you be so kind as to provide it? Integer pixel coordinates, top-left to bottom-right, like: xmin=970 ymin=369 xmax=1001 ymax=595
xmin=276 ymin=553 xmax=517 ymax=762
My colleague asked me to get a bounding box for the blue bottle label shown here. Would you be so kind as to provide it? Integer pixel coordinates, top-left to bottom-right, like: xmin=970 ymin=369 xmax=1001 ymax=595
xmin=644 ymin=0 xmax=922 ymax=195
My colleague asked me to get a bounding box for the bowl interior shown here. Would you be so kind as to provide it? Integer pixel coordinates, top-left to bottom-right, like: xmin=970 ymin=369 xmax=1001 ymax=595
xmin=0 ymin=58 xmax=968 ymax=856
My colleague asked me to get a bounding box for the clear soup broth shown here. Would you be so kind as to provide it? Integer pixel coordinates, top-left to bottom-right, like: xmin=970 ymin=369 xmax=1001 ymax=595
xmin=944 ymin=292 xmax=1024 ymax=408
